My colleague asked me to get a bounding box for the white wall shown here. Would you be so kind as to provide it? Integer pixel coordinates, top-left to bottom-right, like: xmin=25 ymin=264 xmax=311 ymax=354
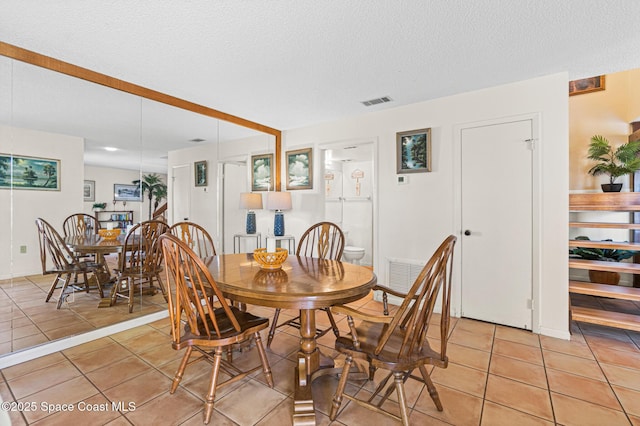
xmin=1 ymin=124 xmax=84 ymax=278
xmin=167 ymin=143 xmax=219 ymax=240
xmin=169 ymin=72 xmax=570 ymax=338
xmin=84 ymin=165 xmax=167 ymax=225
xmin=166 ymin=132 xmax=276 ymax=250
xmin=282 ymin=73 xmax=569 ymax=338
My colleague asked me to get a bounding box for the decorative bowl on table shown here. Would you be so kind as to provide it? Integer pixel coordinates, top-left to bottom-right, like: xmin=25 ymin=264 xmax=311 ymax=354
xmin=98 ymin=229 xmax=120 ymax=240
xmin=253 ymin=248 xmax=288 ymax=270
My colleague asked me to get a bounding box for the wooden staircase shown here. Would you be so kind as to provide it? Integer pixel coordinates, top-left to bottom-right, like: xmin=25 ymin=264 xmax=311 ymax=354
xmin=569 ymin=193 xmax=640 ymax=332
xmin=569 ymin=281 xmax=640 ymax=331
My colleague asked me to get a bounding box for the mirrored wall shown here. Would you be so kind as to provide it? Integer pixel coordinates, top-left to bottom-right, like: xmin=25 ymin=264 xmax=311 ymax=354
xmin=0 ymin=47 xmax=279 ymax=357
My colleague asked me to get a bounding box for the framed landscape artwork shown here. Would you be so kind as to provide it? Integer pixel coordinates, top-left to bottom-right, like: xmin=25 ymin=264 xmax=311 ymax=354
xmin=194 ymin=160 xmax=207 ymax=187
xmin=113 ymin=183 xmax=142 ymax=201
xmin=83 ymin=180 xmax=95 ymax=201
xmin=0 ymin=154 xmax=60 ymax=190
xmin=286 ymin=147 xmax=313 ymax=190
xmin=569 ymin=76 xmax=605 ymax=96
xmin=251 ymin=153 xmax=274 ymax=191
xmin=396 ymin=128 xmax=432 ymax=174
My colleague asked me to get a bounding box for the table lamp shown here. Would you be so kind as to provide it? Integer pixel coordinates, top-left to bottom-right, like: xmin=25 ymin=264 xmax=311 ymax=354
xmin=266 ymin=191 xmax=292 ymax=236
xmin=239 ymin=192 xmax=263 ymax=234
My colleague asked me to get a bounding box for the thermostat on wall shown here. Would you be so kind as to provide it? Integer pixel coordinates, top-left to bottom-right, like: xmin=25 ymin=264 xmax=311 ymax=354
xmin=397 ymin=175 xmax=408 ymax=185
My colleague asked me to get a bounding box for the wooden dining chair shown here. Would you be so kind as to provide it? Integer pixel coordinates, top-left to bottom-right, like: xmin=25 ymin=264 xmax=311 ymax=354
xmin=168 ymin=221 xmax=216 ymax=258
xmin=62 ymin=213 xmax=102 ymax=263
xmin=158 ymin=233 xmax=273 ymax=424
xmin=329 ymin=235 xmax=456 ymax=426
xmin=62 ymin=213 xmax=100 ymax=237
xmin=109 ymin=220 xmax=168 ymax=313
xmin=266 ymin=221 xmax=345 ymax=348
xmin=35 ymin=217 xmax=103 ymax=308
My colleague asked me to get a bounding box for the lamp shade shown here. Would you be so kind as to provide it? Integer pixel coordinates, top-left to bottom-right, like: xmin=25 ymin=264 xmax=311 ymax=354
xmin=239 ymin=192 xmax=263 ymax=210
xmin=265 ymin=191 xmax=292 ymax=211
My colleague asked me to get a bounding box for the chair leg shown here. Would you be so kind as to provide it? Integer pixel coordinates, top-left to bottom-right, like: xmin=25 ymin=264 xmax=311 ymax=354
xmin=419 ymin=365 xmax=443 ymax=411
xmin=324 ymin=308 xmax=340 ymax=337
xmin=56 ymin=273 xmax=73 ymax=309
xmin=253 ymin=331 xmax=273 ymax=387
xmin=171 ymin=347 xmax=192 ymax=393
xmin=266 ymin=308 xmax=281 ymax=348
xmin=156 ymin=273 xmax=168 ymax=302
xmin=109 ymin=275 xmax=122 ymax=306
xmin=330 ymin=355 xmax=353 ymax=421
xmin=87 ymin=272 xmax=104 ymax=298
xmin=393 ymin=371 xmax=410 ymax=426
xmin=129 ymin=277 xmax=135 ymax=313
xmin=203 ymin=347 xmax=223 ymax=425
xmin=45 ymin=274 xmax=63 ymax=302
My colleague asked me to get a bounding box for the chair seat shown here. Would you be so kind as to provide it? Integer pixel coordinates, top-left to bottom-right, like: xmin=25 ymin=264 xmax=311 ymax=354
xmin=184 ymin=306 xmax=269 ymax=341
xmin=335 ymin=322 xmax=443 ymax=368
xmin=329 ymin=235 xmax=456 ymax=426
xmin=44 ymin=260 xmax=98 ymax=275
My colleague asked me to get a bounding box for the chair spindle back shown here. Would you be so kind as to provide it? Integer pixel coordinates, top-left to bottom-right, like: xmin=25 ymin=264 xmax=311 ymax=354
xmin=375 ymin=235 xmax=456 ymax=363
xmin=160 ymin=233 xmax=239 ymax=343
xmin=296 ymin=221 xmax=345 ymax=260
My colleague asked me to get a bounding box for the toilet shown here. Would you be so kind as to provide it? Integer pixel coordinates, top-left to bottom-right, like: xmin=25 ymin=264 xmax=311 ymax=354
xmin=341 ymin=231 xmax=365 ymax=264
xmin=343 ymin=246 xmax=365 ymax=264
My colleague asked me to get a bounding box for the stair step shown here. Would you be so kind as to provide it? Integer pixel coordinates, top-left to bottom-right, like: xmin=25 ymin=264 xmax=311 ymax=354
xmin=571 ymin=306 xmax=640 ymax=332
xmin=569 ymin=259 xmax=640 ymax=274
xmin=569 ymin=281 xmax=640 ymax=301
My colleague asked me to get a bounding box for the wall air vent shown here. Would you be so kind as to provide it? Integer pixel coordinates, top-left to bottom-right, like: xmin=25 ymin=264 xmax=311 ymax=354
xmin=361 ymin=96 xmax=393 ymax=107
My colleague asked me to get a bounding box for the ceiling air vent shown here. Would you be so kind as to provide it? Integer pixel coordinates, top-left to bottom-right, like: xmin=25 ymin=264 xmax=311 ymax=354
xmin=361 ymin=96 xmax=393 ymax=107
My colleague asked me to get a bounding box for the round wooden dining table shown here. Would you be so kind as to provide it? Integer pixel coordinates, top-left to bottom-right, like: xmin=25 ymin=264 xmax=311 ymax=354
xmin=64 ymin=233 xmax=124 ymax=285
xmin=205 ymin=253 xmax=377 ymax=425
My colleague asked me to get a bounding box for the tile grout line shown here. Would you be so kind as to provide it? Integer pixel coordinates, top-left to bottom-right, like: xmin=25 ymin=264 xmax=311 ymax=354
xmin=577 ymin=321 xmax=635 ymax=424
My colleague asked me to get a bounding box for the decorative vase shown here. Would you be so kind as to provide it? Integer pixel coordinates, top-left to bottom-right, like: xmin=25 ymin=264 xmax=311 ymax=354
xmin=601 ymin=183 xmax=623 ymax=192
xmin=246 ymin=211 xmax=256 ymax=234
xmin=274 ymin=211 xmax=285 ymax=236
xmin=588 ymin=270 xmax=620 ymax=285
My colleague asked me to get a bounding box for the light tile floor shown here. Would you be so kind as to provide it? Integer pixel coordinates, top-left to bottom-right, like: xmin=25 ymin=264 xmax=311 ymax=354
xmin=0 ymin=254 xmax=167 ymax=356
xmin=1 ymin=293 xmax=640 ymax=425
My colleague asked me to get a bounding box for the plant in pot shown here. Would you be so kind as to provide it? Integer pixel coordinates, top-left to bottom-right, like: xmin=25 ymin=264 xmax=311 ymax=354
xmin=570 ymin=236 xmax=637 ymax=284
xmin=587 ymin=135 xmax=640 ymax=192
xmin=92 ymin=202 xmax=107 ymax=212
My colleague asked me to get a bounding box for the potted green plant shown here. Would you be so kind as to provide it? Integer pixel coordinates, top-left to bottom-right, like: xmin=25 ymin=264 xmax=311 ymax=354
xmin=132 ymin=174 xmax=167 ymax=220
xmin=570 ymin=236 xmax=637 ymax=284
xmin=587 ymin=135 xmax=640 ymax=192
xmin=92 ymin=202 xmax=107 ymax=212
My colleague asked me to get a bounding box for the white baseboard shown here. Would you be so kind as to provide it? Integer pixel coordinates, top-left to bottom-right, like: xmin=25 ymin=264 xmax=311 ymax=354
xmin=538 ymin=326 xmax=571 ymax=341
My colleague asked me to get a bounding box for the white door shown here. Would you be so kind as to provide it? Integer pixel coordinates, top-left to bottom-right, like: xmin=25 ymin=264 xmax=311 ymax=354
xmin=172 ymin=164 xmax=190 ymax=223
xmin=222 ymin=162 xmax=247 ymax=253
xmin=461 ymin=119 xmax=533 ymax=330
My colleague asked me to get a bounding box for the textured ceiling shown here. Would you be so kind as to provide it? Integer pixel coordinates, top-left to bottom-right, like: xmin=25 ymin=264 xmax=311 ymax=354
xmin=2 ymin=1 xmax=640 ymax=170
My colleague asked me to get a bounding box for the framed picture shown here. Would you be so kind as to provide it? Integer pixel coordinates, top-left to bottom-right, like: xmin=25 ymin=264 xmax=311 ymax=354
xmin=251 ymin=153 xmax=274 ymax=191
xmin=83 ymin=180 xmax=95 ymax=201
xmin=194 ymin=160 xmax=207 ymax=187
xmin=396 ymin=128 xmax=432 ymax=174
xmin=286 ymin=147 xmax=313 ymax=190
xmin=0 ymin=154 xmax=60 ymax=190
xmin=113 ymin=183 xmax=142 ymax=201
xmin=569 ymin=76 xmax=605 ymax=96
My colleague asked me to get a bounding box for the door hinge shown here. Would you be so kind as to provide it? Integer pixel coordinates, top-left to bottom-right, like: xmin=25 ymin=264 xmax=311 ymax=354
xmin=527 ymin=299 xmax=534 ymax=310
xmin=525 ymin=138 xmax=536 ymax=150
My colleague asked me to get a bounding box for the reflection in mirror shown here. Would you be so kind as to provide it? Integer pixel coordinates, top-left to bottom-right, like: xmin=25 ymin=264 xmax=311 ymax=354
xmin=216 ymin=122 xmax=275 ymax=253
xmin=0 ymin=57 xmax=151 ymax=355
xmin=0 ymin=49 xmax=281 ymax=359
